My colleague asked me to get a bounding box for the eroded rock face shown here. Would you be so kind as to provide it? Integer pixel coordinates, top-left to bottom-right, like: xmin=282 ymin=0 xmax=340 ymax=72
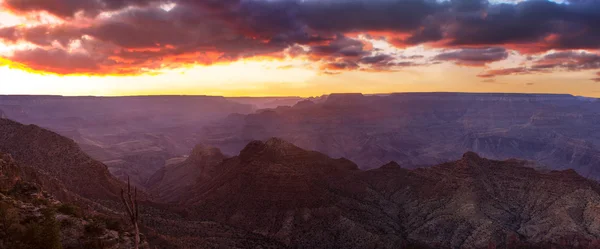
xmin=166 ymin=139 xmax=600 ymax=248
xmin=201 ymin=93 xmax=600 ymax=179
xmin=360 ymin=153 xmax=600 ymax=248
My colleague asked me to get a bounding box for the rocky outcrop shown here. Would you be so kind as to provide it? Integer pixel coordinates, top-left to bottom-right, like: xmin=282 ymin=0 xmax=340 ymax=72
xmin=147 ymin=144 xmax=226 ymax=202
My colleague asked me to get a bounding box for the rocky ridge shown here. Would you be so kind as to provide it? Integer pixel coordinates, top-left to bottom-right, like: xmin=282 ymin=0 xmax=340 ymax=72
xmin=150 ymin=138 xmax=600 ymax=248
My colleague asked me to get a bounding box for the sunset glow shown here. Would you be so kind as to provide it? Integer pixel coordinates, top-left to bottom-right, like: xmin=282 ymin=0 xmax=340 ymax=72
xmin=1 ymin=0 xmax=600 ymax=97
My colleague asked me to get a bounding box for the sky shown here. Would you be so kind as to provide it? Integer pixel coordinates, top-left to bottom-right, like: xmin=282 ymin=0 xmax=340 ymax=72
xmin=1 ymin=0 xmax=600 ymax=97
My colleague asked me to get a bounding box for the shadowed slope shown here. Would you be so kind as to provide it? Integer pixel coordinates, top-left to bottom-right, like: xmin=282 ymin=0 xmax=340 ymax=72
xmin=0 ymin=118 xmax=124 ymax=201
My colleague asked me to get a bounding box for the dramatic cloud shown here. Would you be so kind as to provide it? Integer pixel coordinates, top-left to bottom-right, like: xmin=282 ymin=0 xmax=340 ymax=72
xmin=359 ymin=54 xmax=395 ymax=64
xmin=3 ymin=0 xmax=600 ymax=75
xmin=478 ymin=51 xmax=600 ymax=78
xmin=434 ymin=47 xmax=508 ymax=66
xmin=10 ymin=48 xmax=103 ymax=74
xmin=532 ymin=51 xmax=600 ymax=71
xmin=477 ymin=67 xmax=536 ymax=78
xmin=321 ymin=60 xmax=359 ymax=71
xmin=309 ymin=35 xmax=369 ymax=59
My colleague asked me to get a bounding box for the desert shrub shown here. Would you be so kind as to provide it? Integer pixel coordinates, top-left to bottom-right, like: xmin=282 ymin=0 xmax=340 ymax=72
xmin=81 ymin=239 xmax=109 ymax=249
xmin=60 ymin=218 xmax=75 ymax=228
xmin=85 ymin=219 xmax=106 ymax=236
xmin=0 ymin=202 xmax=18 ymax=228
xmin=23 ymin=208 xmax=62 ymax=249
xmin=30 ymin=197 xmax=50 ymax=206
xmin=102 ymin=216 xmax=123 ymax=231
xmin=57 ymin=203 xmax=82 ymax=218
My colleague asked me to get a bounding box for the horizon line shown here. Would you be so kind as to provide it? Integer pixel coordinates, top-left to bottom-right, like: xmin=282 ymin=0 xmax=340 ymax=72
xmin=0 ymin=91 xmax=592 ymax=99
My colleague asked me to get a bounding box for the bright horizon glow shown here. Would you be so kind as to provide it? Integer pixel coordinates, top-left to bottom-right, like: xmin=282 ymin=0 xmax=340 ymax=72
xmin=2 ymin=58 xmax=599 ymax=97
xmin=1 ymin=0 xmax=600 ymax=98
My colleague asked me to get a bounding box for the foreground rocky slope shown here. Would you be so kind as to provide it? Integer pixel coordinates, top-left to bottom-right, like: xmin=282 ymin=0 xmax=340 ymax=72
xmin=0 ymin=152 xmax=143 ymax=249
xmin=150 ymin=138 xmax=600 ymax=248
xmin=202 ymin=93 xmax=600 ymax=180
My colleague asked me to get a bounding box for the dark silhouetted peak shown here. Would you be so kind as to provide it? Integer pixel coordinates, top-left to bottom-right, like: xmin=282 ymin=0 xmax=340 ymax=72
xmin=549 ymin=168 xmax=584 ymax=180
xmin=264 ymin=137 xmax=298 ymax=150
xmin=379 ymin=161 xmax=401 ymax=170
xmin=462 ymin=151 xmax=482 ymax=161
xmin=561 ymin=169 xmax=578 ymax=175
xmin=189 ymin=144 xmax=224 ymax=161
xmin=293 ymin=99 xmax=316 ymax=108
xmin=239 ymin=138 xmax=305 ymax=161
xmin=239 ymin=140 xmax=266 ymax=159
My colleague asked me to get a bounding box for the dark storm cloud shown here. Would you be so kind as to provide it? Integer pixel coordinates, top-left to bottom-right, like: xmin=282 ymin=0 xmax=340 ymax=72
xmin=443 ymin=0 xmax=600 ymax=52
xmin=309 ymin=35 xmax=370 ymax=58
xmin=434 ymin=47 xmax=508 ymax=66
xmin=5 ymin=0 xmax=600 ymax=75
xmin=297 ymin=0 xmax=439 ymax=33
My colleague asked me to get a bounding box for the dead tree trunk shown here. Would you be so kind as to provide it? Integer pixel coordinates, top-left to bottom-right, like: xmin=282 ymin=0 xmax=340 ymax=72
xmin=120 ymin=177 xmax=140 ymax=249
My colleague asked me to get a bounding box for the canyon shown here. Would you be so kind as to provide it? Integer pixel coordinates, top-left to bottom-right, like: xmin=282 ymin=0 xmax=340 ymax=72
xmin=1 ymin=93 xmax=600 ymax=248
